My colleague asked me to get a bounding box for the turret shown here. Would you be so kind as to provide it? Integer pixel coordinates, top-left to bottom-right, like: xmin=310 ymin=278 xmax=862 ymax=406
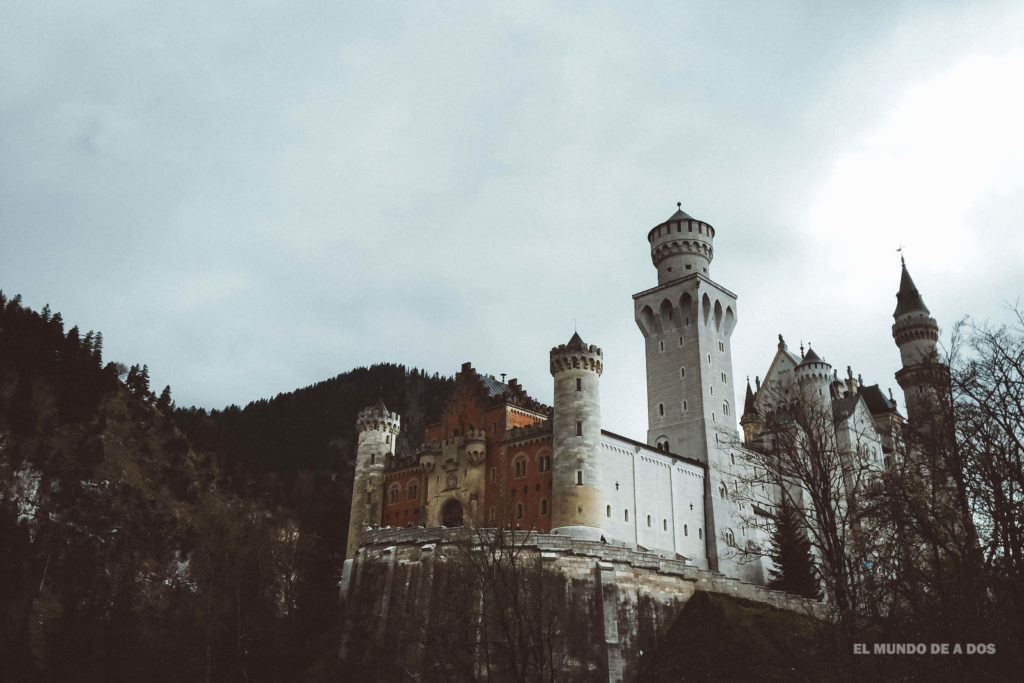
xmin=549 ymin=332 xmax=604 ymax=540
xmin=342 ymin=399 xmax=400 ymax=593
xmin=647 ymin=202 xmax=716 ymax=285
xmin=795 ymin=345 xmax=832 ymax=412
xmin=740 ymin=378 xmax=761 ymax=443
xmin=892 ymin=258 xmax=947 ymax=424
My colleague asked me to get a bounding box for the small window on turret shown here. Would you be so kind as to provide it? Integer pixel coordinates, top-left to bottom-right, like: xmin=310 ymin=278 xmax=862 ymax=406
xmin=647 ymin=515 xmax=652 ymax=527
xmin=576 ymin=421 xmax=582 ymax=436
xmin=576 ymin=378 xmax=582 ymax=391
xmin=625 ymin=509 xmax=629 ymax=522
xmin=658 ymin=403 xmax=664 ymax=416
xmin=607 ymin=505 xmax=611 ymax=518
xmin=576 ymin=471 xmax=583 ymax=486
xmin=370 ymin=454 xmax=375 ymax=465
xmin=659 ymin=341 xmax=664 ymax=352
xmin=680 ymin=367 xmax=686 ymax=378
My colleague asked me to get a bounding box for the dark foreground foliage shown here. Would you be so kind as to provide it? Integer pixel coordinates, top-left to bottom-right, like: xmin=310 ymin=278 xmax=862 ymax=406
xmin=0 ymin=292 xmax=451 ymax=681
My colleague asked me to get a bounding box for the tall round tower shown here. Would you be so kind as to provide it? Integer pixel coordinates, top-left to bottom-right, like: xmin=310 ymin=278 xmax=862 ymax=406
xmin=343 ymin=399 xmax=400 ymax=586
xmin=549 ymin=332 xmax=604 ymax=540
xmin=647 ymin=203 xmax=716 ymax=285
xmin=892 ymin=258 xmax=946 ymax=423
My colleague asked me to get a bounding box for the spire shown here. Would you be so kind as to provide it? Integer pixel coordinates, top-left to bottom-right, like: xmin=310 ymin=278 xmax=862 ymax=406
xmin=373 ymin=397 xmax=389 ymax=413
xmin=894 ymin=258 xmax=930 ymax=318
xmin=742 ymin=378 xmax=757 ymax=418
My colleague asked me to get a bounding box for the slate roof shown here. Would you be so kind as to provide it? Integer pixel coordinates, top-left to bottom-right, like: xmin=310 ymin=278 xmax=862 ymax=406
xmin=565 ymin=331 xmax=587 ymax=352
xmin=894 ymin=262 xmax=930 ymax=318
xmin=742 ymin=380 xmax=757 ymax=418
xmin=666 ymin=207 xmax=694 ymax=221
xmin=831 ymin=395 xmax=860 ymax=424
xmin=480 ymin=374 xmax=512 ymax=398
xmin=859 ymin=384 xmax=899 ymax=415
xmin=799 ymin=347 xmax=824 ymax=366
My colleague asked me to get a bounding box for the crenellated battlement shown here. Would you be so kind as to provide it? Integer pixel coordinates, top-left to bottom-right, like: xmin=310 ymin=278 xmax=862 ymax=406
xmin=356 ymin=406 xmax=400 ymax=435
xmin=549 ymin=337 xmax=604 ymax=376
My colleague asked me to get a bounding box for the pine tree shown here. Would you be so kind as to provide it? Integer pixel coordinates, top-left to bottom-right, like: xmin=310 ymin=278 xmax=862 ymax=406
xmin=767 ymin=500 xmax=822 ymax=599
xmin=156 ymin=385 xmax=173 ymax=413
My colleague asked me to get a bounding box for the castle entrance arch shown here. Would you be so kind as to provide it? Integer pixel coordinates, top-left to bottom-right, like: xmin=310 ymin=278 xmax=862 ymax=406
xmin=442 ymin=498 xmax=464 ymax=527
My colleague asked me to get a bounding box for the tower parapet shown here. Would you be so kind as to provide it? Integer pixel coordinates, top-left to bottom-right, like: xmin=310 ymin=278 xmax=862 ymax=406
xmin=647 ymin=203 xmax=716 ymax=284
xmin=549 ymin=332 xmax=604 ymax=540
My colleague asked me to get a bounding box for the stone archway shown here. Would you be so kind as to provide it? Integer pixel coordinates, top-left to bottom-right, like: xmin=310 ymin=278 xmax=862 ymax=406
xmin=442 ymin=498 xmax=464 ymax=527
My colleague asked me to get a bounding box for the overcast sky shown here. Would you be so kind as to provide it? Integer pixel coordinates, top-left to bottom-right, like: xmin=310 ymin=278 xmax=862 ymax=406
xmin=3 ymin=1 xmax=1023 ymax=440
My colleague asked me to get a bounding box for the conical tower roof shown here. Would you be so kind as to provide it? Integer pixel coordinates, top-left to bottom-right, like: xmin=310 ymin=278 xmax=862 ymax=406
xmin=565 ymin=331 xmax=587 ymax=351
xmin=894 ymin=259 xmax=930 ymax=318
xmin=372 ymin=397 xmax=389 ymax=413
xmin=742 ymin=379 xmax=757 ymax=418
xmin=798 ymin=346 xmax=825 ymax=366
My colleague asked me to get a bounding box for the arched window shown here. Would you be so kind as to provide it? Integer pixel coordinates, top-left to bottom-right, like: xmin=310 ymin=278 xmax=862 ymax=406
xmin=388 ymin=483 xmax=400 ymax=505
xmin=723 ymin=400 xmax=730 ymax=416
xmin=537 ymin=453 xmax=551 ymax=473
xmin=407 ymin=481 xmax=418 ymax=501
xmin=684 ymin=524 xmax=688 ymax=536
xmin=513 ymin=455 xmax=527 ymax=478
xmin=540 ymin=499 xmax=549 ymax=516
xmin=719 ymin=483 xmax=727 ymax=499
xmin=446 ymin=473 xmax=458 ymax=490
xmin=516 ymin=503 xmax=524 ymax=520
xmin=606 ymin=505 xmax=611 ymax=518
xmin=647 ymin=515 xmax=652 ymax=527
xmin=624 ymin=509 xmax=629 ymax=522
xmin=656 ymin=436 xmax=669 ymax=452
xmin=658 ymin=403 xmax=664 ymax=416
xmin=725 ymin=528 xmax=735 ymax=546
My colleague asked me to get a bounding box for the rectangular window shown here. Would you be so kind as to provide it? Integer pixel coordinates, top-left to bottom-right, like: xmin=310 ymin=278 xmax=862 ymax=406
xmin=576 ymin=471 xmax=583 ymax=485
xmin=576 ymin=378 xmax=582 ymax=391
xmin=721 ymin=372 xmax=727 ymax=383
xmin=719 ymin=341 xmax=725 ymax=352
xmin=625 ymin=509 xmax=629 ymax=522
xmin=576 ymin=421 xmax=582 ymax=436
xmin=659 ymin=341 xmax=664 ymax=352
xmin=678 ymin=336 xmax=683 ymax=346
xmin=490 ymin=467 xmax=496 ymax=482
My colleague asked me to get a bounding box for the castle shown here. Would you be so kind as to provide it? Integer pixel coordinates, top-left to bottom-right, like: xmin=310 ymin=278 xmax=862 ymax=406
xmin=341 ymin=204 xmax=942 ymax=589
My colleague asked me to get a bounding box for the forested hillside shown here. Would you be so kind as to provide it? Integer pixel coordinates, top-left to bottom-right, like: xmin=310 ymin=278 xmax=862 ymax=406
xmin=0 ymin=291 xmax=453 ymax=681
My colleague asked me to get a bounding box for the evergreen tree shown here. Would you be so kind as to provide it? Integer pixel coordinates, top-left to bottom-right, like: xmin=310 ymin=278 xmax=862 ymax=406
xmin=767 ymin=500 xmax=822 ymax=599
xmin=156 ymin=385 xmax=173 ymax=413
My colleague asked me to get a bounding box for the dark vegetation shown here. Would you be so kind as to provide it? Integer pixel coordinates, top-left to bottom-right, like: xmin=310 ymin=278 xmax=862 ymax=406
xmin=4 ymin=288 xmax=1023 ymax=681
xmin=0 ymin=291 xmax=452 ymax=681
